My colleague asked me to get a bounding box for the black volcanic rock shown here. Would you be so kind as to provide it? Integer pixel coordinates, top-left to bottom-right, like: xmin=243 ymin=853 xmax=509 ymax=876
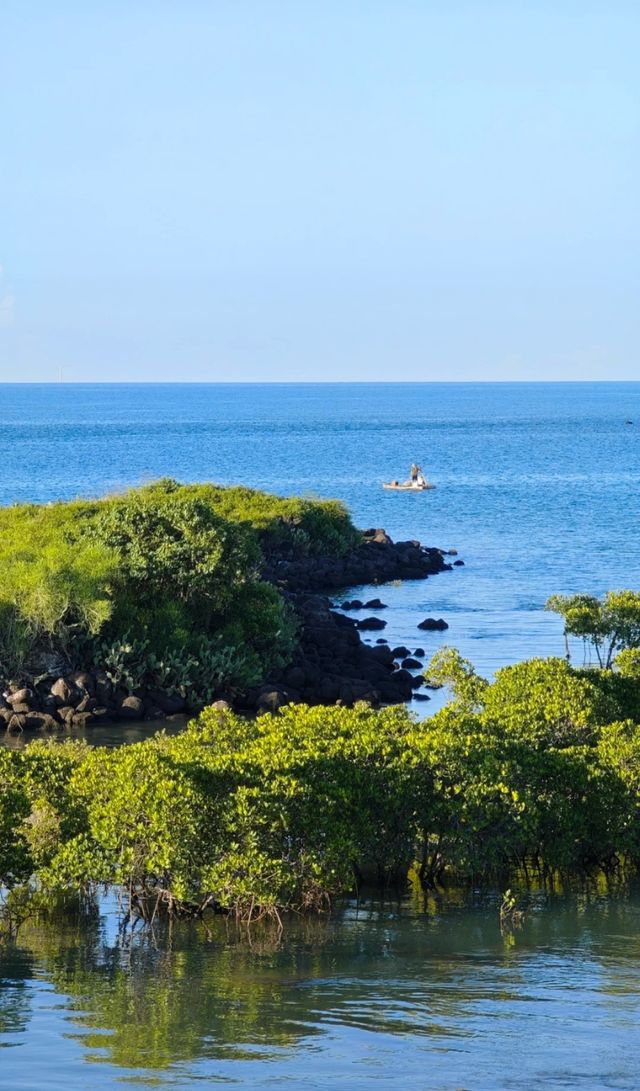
xmin=356 ymin=616 xmax=387 ymax=631
xmin=262 ymin=528 xmax=452 ymax=593
xmin=417 ymin=617 xmax=449 ymax=631
xmin=243 ymin=593 xmax=416 ymax=711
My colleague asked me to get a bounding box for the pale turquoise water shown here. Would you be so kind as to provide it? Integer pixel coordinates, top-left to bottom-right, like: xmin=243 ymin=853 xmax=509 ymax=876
xmin=2 ymin=381 xmax=639 ymax=677
xmin=1 ymin=887 xmax=640 ymax=1090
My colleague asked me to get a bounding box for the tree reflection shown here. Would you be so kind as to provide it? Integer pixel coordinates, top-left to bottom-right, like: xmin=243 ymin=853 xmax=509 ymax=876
xmin=1 ymin=884 xmax=639 ymax=1076
xmin=0 ymin=948 xmax=34 ymax=1041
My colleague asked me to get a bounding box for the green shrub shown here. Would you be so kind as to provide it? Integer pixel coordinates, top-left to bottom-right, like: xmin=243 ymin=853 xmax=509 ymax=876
xmin=424 ymin=647 xmax=489 ymax=710
xmin=189 ymin=703 xmax=423 ymax=905
xmin=481 ymin=657 xmax=620 ymax=747
xmin=0 ymin=480 xmax=335 ymax=688
xmin=5 ymin=641 xmax=640 ymax=914
xmin=426 ymin=652 xmax=622 ymax=747
xmin=615 ymin=648 xmax=640 ymax=678
xmin=4 ymin=681 xmax=640 ymax=915
xmin=0 ymin=506 xmax=117 ymax=673
xmin=546 ymin=590 xmax=640 ymax=668
xmin=0 ymin=749 xmax=32 ymax=887
xmin=136 ymin=480 xmax=359 ymax=557
xmin=83 ymin=634 xmax=262 ymax=704
xmin=218 ymin=582 xmax=298 ymax=678
xmin=85 ymin=486 xmax=260 ymax=621
xmin=579 ymin=664 xmax=640 ymax=725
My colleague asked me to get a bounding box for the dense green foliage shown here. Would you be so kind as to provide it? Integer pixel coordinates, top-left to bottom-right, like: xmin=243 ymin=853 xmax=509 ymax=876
xmin=0 ymin=502 xmax=118 ymax=677
xmin=3 ymin=652 xmax=640 ymax=916
xmin=164 ymin=480 xmax=360 ymax=558
xmin=546 ymin=590 xmax=640 ymax=668
xmin=0 ymin=480 xmax=355 ymax=695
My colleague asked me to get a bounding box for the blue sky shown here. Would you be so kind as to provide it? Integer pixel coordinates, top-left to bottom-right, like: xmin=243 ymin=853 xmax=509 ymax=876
xmin=1 ymin=1 xmax=638 ymax=381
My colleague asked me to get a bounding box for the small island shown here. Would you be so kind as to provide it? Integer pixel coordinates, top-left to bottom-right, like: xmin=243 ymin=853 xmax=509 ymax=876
xmin=0 ymin=479 xmax=457 ymax=731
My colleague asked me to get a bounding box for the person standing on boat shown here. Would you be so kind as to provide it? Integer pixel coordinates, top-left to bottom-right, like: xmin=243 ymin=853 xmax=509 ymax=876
xmin=410 ymin=463 xmax=419 ymax=482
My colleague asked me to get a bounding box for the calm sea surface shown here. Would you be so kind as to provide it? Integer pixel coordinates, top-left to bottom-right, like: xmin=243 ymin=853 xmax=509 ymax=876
xmin=2 ymin=381 xmax=639 ymax=678
xmin=2 ymin=383 xmax=640 ymax=1087
xmin=1 ymin=886 xmax=640 ymax=1090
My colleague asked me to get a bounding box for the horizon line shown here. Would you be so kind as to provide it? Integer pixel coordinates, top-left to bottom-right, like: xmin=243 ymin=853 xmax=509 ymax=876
xmin=2 ymin=379 xmax=640 ymax=387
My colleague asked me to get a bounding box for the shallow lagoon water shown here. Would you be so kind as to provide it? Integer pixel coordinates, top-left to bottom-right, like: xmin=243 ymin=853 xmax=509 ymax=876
xmin=1 ymin=885 xmax=640 ymax=1090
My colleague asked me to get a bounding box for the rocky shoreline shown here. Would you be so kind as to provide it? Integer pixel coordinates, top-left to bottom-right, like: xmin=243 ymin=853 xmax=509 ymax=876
xmin=262 ymin=526 xmax=462 ymax=590
xmin=246 ymin=593 xmax=429 ymax=712
xmin=246 ymin=528 xmax=459 ymax=711
xmin=1 ymin=528 xmax=460 ymax=732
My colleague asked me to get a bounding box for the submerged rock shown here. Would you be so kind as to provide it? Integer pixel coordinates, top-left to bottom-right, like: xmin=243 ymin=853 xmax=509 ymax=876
xmin=417 ymin=617 xmax=449 ymax=631
xmin=356 ymin=616 xmax=387 ymax=631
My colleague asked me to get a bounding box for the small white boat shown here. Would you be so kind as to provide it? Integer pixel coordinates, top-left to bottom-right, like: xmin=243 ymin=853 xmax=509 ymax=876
xmin=383 ymin=480 xmax=435 ymax=491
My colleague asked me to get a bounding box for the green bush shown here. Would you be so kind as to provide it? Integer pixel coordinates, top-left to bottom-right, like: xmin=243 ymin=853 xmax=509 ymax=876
xmin=0 ymin=480 xmax=345 ymax=694
xmin=614 ymin=648 xmax=640 ymax=678
xmin=546 ymin=590 xmax=640 ymax=668
xmin=83 ymin=634 xmax=263 ymax=704
xmin=3 ymin=667 xmax=640 ymax=916
xmin=426 ymin=650 xmax=622 ymax=746
xmin=85 ymin=486 xmax=260 ymax=620
xmin=481 ymin=657 xmax=620 ymax=747
xmin=0 ymin=748 xmax=32 ymax=886
xmin=136 ymin=480 xmax=359 ymax=557
xmin=0 ymin=504 xmax=117 ymax=674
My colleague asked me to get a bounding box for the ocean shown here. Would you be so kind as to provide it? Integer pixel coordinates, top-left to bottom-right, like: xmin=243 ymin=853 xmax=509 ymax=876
xmin=2 ymin=381 xmax=639 ymax=680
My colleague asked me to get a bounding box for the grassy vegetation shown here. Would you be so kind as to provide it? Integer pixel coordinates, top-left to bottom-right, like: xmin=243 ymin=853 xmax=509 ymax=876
xmin=3 ymin=651 xmax=640 ymax=918
xmin=0 ymin=480 xmax=357 ymax=694
xmin=163 ymin=480 xmax=360 ymax=557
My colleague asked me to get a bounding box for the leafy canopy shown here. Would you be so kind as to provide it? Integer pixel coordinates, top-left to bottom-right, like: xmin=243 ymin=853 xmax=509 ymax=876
xmin=0 ymin=480 xmax=350 ymax=694
xmin=4 ymin=653 xmax=640 ymax=916
xmin=546 ymin=591 xmax=640 ymax=668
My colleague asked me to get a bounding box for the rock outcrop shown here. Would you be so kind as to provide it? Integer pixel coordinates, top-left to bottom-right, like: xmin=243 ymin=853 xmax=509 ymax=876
xmin=0 ymin=670 xmax=188 ymax=732
xmin=241 ymin=593 xmax=428 ymax=712
xmin=417 ymin=617 xmax=449 ymax=631
xmin=1 ymin=526 xmax=459 ymax=731
xmin=262 ymin=528 xmax=453 ymax=591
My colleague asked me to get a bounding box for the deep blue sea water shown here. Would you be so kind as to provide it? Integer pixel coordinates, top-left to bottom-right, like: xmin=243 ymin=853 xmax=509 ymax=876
xmin=2 ymin=382 xmax=639 ymax=681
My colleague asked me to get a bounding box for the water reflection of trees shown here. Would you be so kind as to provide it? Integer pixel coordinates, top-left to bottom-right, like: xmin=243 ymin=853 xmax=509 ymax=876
xmin=1 ymin=885 xmax=640 ymax=1075
xmin=0 ymin=948 xmax=34 ymax=1041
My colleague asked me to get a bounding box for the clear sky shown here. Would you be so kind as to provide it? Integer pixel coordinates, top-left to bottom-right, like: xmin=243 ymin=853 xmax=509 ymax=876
xmin=1 ymin=1 xmax=638 ymax=382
